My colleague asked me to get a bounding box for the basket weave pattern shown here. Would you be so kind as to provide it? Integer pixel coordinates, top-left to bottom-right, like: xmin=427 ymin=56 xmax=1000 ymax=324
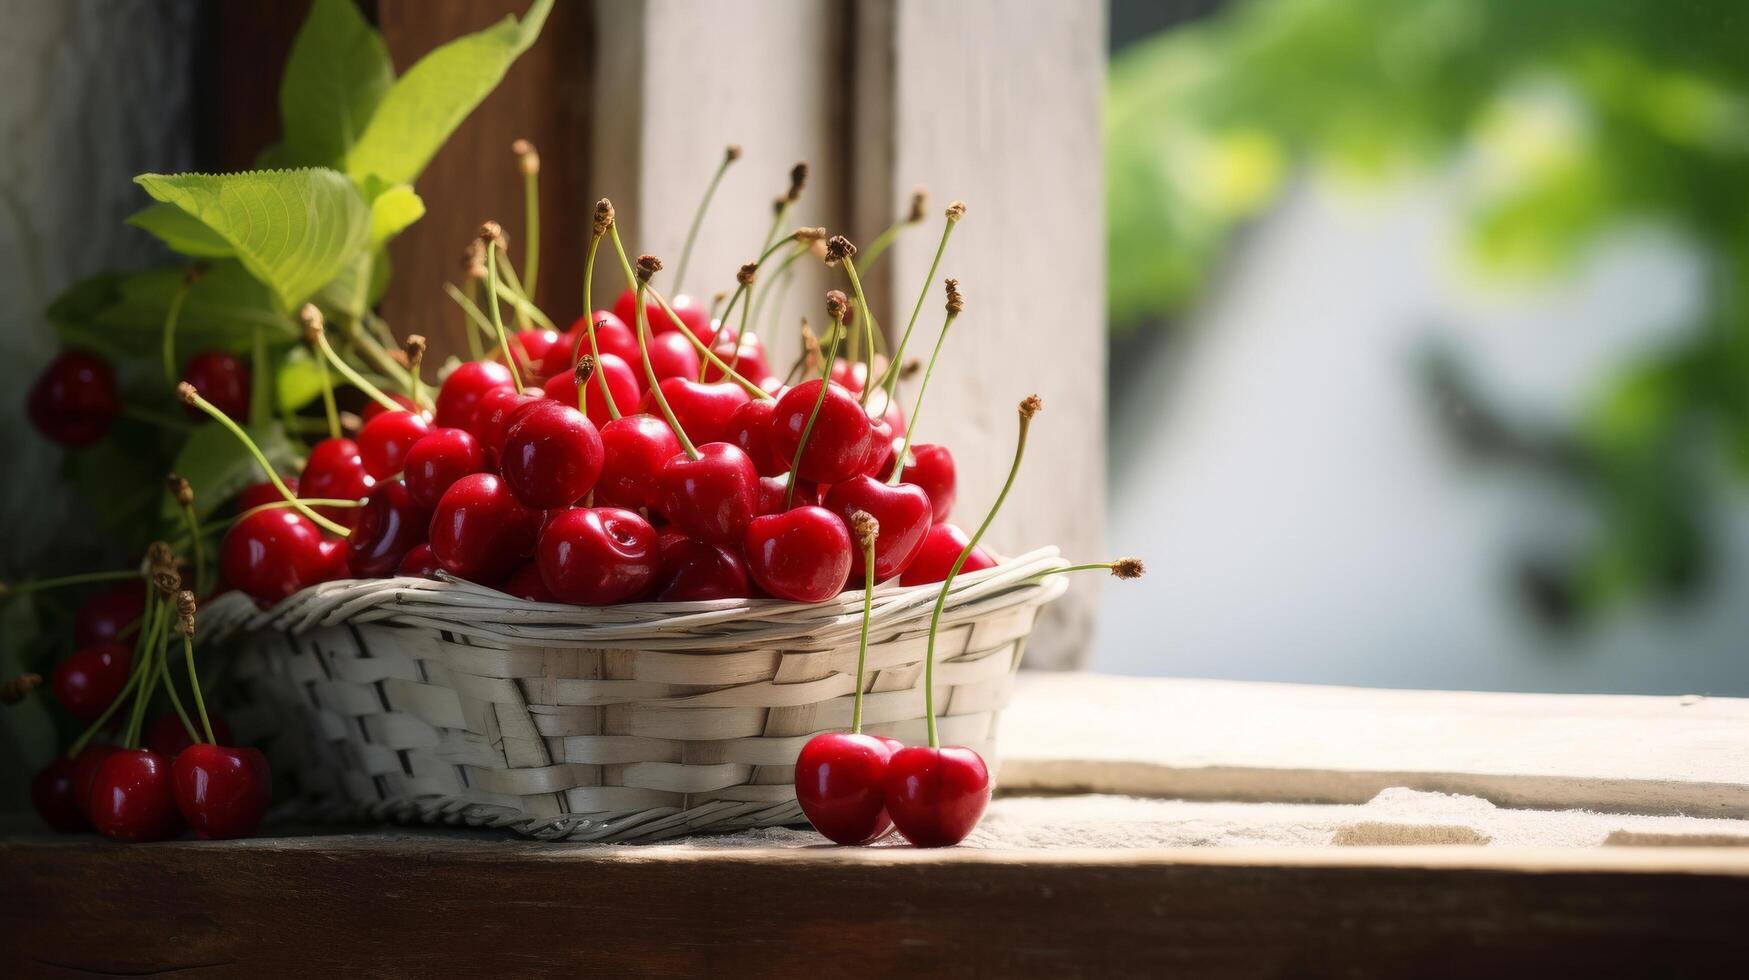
xmin=206 ymin=548 xmax=1067 ymax=842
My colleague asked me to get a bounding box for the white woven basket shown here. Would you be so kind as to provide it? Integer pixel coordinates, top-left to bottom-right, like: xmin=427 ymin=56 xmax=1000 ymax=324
xmin=201 ymin=548 xmax=1068 ymax=842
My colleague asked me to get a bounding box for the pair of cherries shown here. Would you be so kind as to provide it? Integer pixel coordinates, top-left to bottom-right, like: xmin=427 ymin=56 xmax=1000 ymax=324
xmin=795 ymin=734 xmax=991 ymax=847
xmin=28 ymin=347 xmax=251 ymax=448
xmin=36 ymin=736 xmax=270 ymax=841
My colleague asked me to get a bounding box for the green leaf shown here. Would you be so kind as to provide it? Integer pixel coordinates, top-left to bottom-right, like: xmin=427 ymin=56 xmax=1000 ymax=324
xmin=363 ymin=178 xmax=426 ymax=247
xmin=344 ymin=0 xmax=552 ymax=186
xmin=125 ymin=203 xmax=234 ymax=258
xmin=160 ymin=420 xmax=297 ymax=525
xmin=63 ymin=263 xmax=296 ymax=359
xmin=134 ymin=169 xmax=372 ymax=312
xmin=278 ymin=0 xmax=395 ymax=168
xmin=276 ymin=346 xmax=329 ymax=414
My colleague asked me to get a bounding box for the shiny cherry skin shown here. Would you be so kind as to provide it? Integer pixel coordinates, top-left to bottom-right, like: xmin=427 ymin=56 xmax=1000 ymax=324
xmin=829 ymin=357 xmax=871 ymax=395
xmin=357 ymin=409 xmax=433 ymax=479
xmin=860 ymin=423 xmax=897 ymax=479
xmin=653 ymin=532 xmax=752 ymax=601
xmin=428 ymin=473 xmax=540 ymax=584
xmin=467 ymin=386 xmax=542 ymax=463
xmin=883 ymin=745 xmax=991 ymax=847
xmin=397 ymin=542 xmax=441 ymax=578
xmin=899 ymin=523 xmax=995 ymax=587
xmin=769 ymin=380 xmax=877 ymax=484
xmin=543 ymin=310 xmax=635 ymax=378
xmin=501 ymin=327 xmax=560 ymax=378
xmin=299 ymin=437 xmax=375 ymax=525
xmin=658 ymin=443 xmax=761 ymax=544
xmin=903 ymin=443 xmax=957 ymax=522
xmin=434 ymin=359 xmax=515 ymax=428
xmin=89 ymin=749 xmax=184 ymax=842
xmin=237 ymin=475 xmax=296 ymax=513
xmin=317 ymin=537 xmax=350 ymax=582
xmin=640 ymin=379 xmax=750 ymax=447
xmin=220 ymin=509 xmax=332 ymax=603
xmin=51 ymin=642 xmax=131 ymax=724
xmin=73 ymin=581 xmax=145 ymax=647
xmin=537 ymin=507 xmax=659 ymax=604
xmin=544 ymin=351 xmax=640 ymax=430
xmin=743 ymin=505 xmax=853 ymax=602
xmin=172 ymin=743 xmax=272 ymax=839
xmin=31 ymin=756 xmax=86 ymax=832
xmin=596 ymin=415 xmax=682 ymax=510
xmin=705 ymin=330 xmax=772 ymax=386
xmin=756 ymin=474 xmax=822 ymax=515
xmin=503 ymin=563 xmax=556 ymax=602
xmin=403 ymin=427 xmax=486 ymax=510
xmin=146 ymin=711 xmax=234 ymax=762
xmin=500 ymin=401 xmax=605 ymax=509
xmin=659 ymin=294 xmax=716 ymax=345
xmin=347 ymin=480 xmax=430 ymax=578
xmin=360 ymin=392 xmax=420 ymax=425
xmin=824 ymin=476 xmax=934 ymax=581
xmin=180 ymin=350 xmax=252 ymax=421
xmin=646 ymin=330 xmax=702 ymax=382
xmin=796 ymin=732 xmax=898 ymax=844
xmin=28 ymin=350 xmax=119 ymax=447
xmin=725 ymin=394 xmax=788 ymax=477
xmin=70 ymin=744 xmax=120 ymax=819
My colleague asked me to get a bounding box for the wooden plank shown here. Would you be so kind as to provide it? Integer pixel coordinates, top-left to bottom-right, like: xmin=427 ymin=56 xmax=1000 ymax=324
xmin=199 ymin=0 xmax=311 ymax=170
xmin=1001 ymin=673 xmax=1749 ymax=817
xmin=853 ymin=0 xmax=1106 ymax=669
xmin=4 ymin=833 xmax=1747 ymax=977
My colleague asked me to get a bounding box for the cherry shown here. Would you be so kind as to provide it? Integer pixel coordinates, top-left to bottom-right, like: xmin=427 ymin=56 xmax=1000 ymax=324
xmin=757 ymin=474 xmax=820 ymax=514
xmin=434 ymin=359 xmax=514 ymax=428
xmin=902 ymin=443 xmax=957 ymax=522
xmin=51 ymin=642 xmax=131 ymax=724
xmin=299 ymin=437 xmax=375 ymax=525
xmin=900 ymin=522 xmax=995 ymax=587
xmin=70 ymin=744 xmax=120 ymax=819
xmin=726 ymin=399 xmax=787 ymax=476
xmin=172 ymin=743 xmax=272 ymax=839
xmin=317 ymin=537 xmax=350 ymax=583
xmin=403 ymin=427 xmax=486 ymax=510
xmin=823 ymin=476 xmax=933 ymax=581
xmin=500 ymin=401 xmax=604 ymax=509
xmin=237 ymin=475 xmax=296 ymax=513
xmin=220 ymin=508 xmax=332 ymax=603
xmin=31 ymin=756 xmax=86 ymax=832
xmin=361 ymin=392 xmax=420 ymax=425
xmin=180 ymin=350 xmax=252 ymax=421
xmin=504 ymin=563 xmax=556 ymax=602
xmin=146 ymin=711 xmax=234 ymax=761
xmin=610 ymin=287 xmax=640 ymax=335
xmin=796 ymin=733 xmax=898 ymax=844
xmin=861 ymin=425 xmax=898 ymax=479
xmin=615 ymin=288 xmax=713 ymax=345
xmin=883 ymin=745 xmax=991 ymax=848
xmin=347 ymin=480 xmax=430 ymax=578
xmin=500 ymin=327 xmax=560 ymax=378
xmin=653 ymin=532 xmax=751 ymax=601
xmin=428 ymin=473 xmax=540 ymax=584
xmin=536 ymin=507 xmax=659 ymax=604
xmin=27 ymin=350 xmax=119 ymax=447
xmin=73 ymin=581 xmax=145 ymax=647
xmin=397 ymin=542 xmax=441 ymax=578
xmin=640 ymin=378 xmax=749 ymax=446
xmin=658 ymin=442 xmax=760 ymax=544
xmin=467 ymin=386 xmax=542 ymax=463
xmin=704 ymin=330 xmax=771 ymax=386
xmin=743 ymin=505 xmax=852 ymax=602
xmin=543 ymin=310 xmax=635 ymax=378
xmin=544 ymin=351 xmax=639 ymax=429
xmin=769 ymin=380 xmax=876 ymax=484
xmin=596 ymin=415 xmax=682 ymax=510
xmin=89 ymin=748 xmax=184 ymax=842
xmin=646 ymin=330 xmax=702 ymax=382
xmin=829 ymin=357 xmax=871 ymax=394
xmin=357 ymin=409 xmax=433 ymax=479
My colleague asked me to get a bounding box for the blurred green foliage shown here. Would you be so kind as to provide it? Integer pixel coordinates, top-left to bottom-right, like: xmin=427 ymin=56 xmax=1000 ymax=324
xmin=1109 ymin=0 xmax=1749 ymax=610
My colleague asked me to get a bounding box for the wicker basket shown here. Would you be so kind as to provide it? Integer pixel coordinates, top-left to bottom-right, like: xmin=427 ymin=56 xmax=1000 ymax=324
xmin=201 ymin=547 xmax=1068 ymax=842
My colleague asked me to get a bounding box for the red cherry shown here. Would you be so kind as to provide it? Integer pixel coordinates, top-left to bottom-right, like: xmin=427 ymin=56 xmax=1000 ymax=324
xmin=769 ymin=380 xmax=876 ymax=484
xmin=861 ymin=430 xmax=898 ymax=480
xmin=316 ymin=537 xmax=350 ymax=583
xmin=146 ymin=712 xmax=234 ymax=761
xmin=501 ymin=328 xmax=560 ymax=377
xmin=434 ymin=359 xmax=514 ymax=428
xmin=70 ymin=744 xmax=120 ymax=819
xmin=180 ymin=350 xmax=251 ymax=421
xmin=823 ymin=476 xmax=934 ymax=581
xmin=428 ymin=473 xmax=540 ymax=584
xmin=220 ymin=509 xmax=331 ymax=603
xmin=902 ymin=444 xmax=957 ymax=522
xmin=537 ymin=507 xmax=659 ymax=604
xmin=646 ymin=330 xmax=702 ymax=382
xmin=236 ymin=476 xmax=296 ymax=513
xmin=357 ymin=409 xmax=433 ymax=479
xmin=543 ymin=312 xmax=636 ymax=377
xmin=596 ymin=415 xmax=682 ymax=510
xmin=796 ymin=732 xmax=897 ymax=844
xmin=361 ymin=392 xmax=420 ymax=425
xmin=172 ymin=743 xmax=271 ymax=839
xmin=544 ymin=352 xmax=639 ymax=429
xmin=727 ymin=399 xmax=788 ymax=476
xmin=31 ymin=756 xmax=86 ymax=832
xmin=743 ymin=505 xmax=853 ymax=602
xmin=299 ymin=437 xmax=375 ymax=526
xmin=594 ymin=316 xmax=644 ymax=374
xmin=500 ymin=401 xmax=605 ymax=509
xmin=653 ymin=532 xmax=752 ymax=601
xmin=403 ymin=427 xmax=486 ymax=510
xmin=397 ymin=542 xmax=441 ymax=578
xmin=73 ymin=581 xmax=145 ymax=647
xmin=658 ymin=443 xmax=760 ymax=544
xmin=639 ymin=378 xmax=749 ymax=446
xmin=51 ymin=642 xmax=131 ymax=724
xmin=883 ymin=745 xmax=991 ymax=847
xmin=610 ymin=288 xmax=640 ymax=336
xmin=704 ymin=331 xmax=772 ymax=386
xmin=89 ymin=749 xmax=184 ymax=842
xmin=658 ymin=294 xmax=716 ymax=345
xmin=756 ymin=474 xmax=822 ymax=515
xmin=503 ymin=563 xmax=556 ymax=602
xmin=899 ymin=523 xmax=995 ymax=587
xmin=467 ymin=386 xmax=542 ymax=464
xmin=347 ymin=480 xmax=430 ymax=578
xmin=829 ymin=357 xmax=870 ymax=394
xmin=27 ymin=350 xmax=119 ymax=447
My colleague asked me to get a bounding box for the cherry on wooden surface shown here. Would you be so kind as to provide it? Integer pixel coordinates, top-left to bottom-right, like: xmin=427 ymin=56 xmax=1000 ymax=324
xmin=30 ymin=756 xmax=86 ymax=833
xmin=883 ymin=745 xmax=992 ymax=848
xmin=89 ymin=749 xmax=184 ymax=842
xmin=795 ymin=732 xmax=898 ymax=845
xmin=172 ymin=743 xmax=271 ymax=840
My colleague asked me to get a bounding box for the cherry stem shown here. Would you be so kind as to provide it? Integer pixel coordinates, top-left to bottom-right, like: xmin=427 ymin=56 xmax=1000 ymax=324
xmin=2 ymin=569 xmax=139 ymax=597
xmin=122 ymin=596 xmax=165 ymax=750
xmin=154 ymin=626 xmax=198 ymax=744
xmin=497 ymin=256 xmax=558 ymax=331
xmin=159 ymin=270 xmax=195 ymax=388
xmin=838 ymin=256 xmax=883 ymax=409
xmin=879 ymin=215 xmax=958 ymax=405
xmin=67 ymin=595 xmax=160 ymax=758
xmin=636 ymin=281 xmax=700 ymax=460
xmin=852 ymin=525 xmax=878 ymax=734
xmin=184 ymin=630 xmax=215 ymax=744
xmin=785 ymin=312 xmax=845 ymax=509
xmin=485 ymin=241 xmax=525 ymax=391
xmin=462 ymin=279 xmax=485 ymax=360
xmin=340 ymin=312 xmax=414 ymax=393
xmin=570 ymin=234 xmax=620 ymax=419
xmin=751 ymin=244 xmax=806 ymax=343
xmin=676 ymin=149 xmax=740 ymax=295
xmin=887 ymin=304 xmax=959 ymax=485
xmin=196 ymin=498 xmax=362 ymax=537
xmin=119 ymin=404 xmax=194 ymax=434
xmin=310 ymin=335 xmax=341 ymax=440
xmin=180 ymin=385 xmax=352 ymax=537
xmin=519 ymin=156 xmax=541 ymax=306
xmin=177 ymin=498 xmax=206 ymax=597
xmin=922 ymin=398 xmax=1037 ymax=748
xmin=308 ymin=313 xmax=407 ymax=414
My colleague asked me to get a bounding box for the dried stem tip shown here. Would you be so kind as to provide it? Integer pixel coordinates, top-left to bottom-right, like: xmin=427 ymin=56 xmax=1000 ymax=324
xmin=850 ymin=510 xmax=880 ymax=548
xmin=511 ymin=138 xmax=540 ymax=174
xmin=299 ymin=303 xmax=325 ymax=343
xmin=1019 ymin=394 xmax=1043 ymax=420
xmin=404 ymin=334 xmax=427 ymax=365
xmin=177 ymin=589 xmax=198 ymax=637
xmin=944 ymin=278 xmax=964 ymax=315
xmin=167 ymin=474 xmax=193 ymax=508
xmin=635 ymin=254 xmax=663 ymax=283
xmin=794 ymin=226 xmax=827 ymax=243
xmin=825 ymin=235 xmax=857 ymax=263
xmin=0 ymin=673 xmax=42 ymax=705
xmin=908 ymin=188 xmax=929 ymax=223
xmin=182 ymin=264 xmax=206 ymax=287
xmin=592 ymin=199 xmax=615 ymax=237
xmin=725 ymin=144 xmax=743 ymax=162
xmin=736 ymin=262 xmax=758 ymax=286
xmin=152 ymin=568 xmax=181 ymax=598
xmin=462 ymin=240 xmax=487 ymax=280
xmin=946 ymin=200 xmax=967 ymax=221
xmin=900 ymin=359 xmax=923 ymax=380
xmin=575 ymin=354 xmax=597 ymax=384
xmin=1110 ymin=558 xmax=1146 ymax=580
xmin=786 ymin=161 xmax=809 ymax=203
xmin=147 ymin=541 xmax=175 ymax=570
xmin=825 ymin=290 xmax=849 ymax=320
xmin=175 ymin=381 xmax=198 ymax=405
xmin=478 ymin=220 xmax=505 ymax=246
xmin=801 ymin=323 xmax=822 ymax=371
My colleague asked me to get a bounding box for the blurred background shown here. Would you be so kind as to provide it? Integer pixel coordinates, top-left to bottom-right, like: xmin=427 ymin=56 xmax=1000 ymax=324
xmin=1095 ymin=0 xmax=1749 ymax=694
